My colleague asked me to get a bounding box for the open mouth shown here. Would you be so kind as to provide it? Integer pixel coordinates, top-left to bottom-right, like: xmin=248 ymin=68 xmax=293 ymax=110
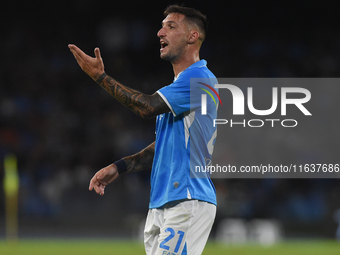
xmin=160 ymin=41 xmax=168 ymax=50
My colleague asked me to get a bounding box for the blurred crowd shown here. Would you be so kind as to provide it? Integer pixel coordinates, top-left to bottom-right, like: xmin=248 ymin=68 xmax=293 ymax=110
xmin=1 ymin=0 xmax=340 ymax=238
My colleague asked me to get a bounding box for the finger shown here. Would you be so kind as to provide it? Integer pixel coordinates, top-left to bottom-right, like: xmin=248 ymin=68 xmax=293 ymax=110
xmin=69 ymin=47 xmax=83 ymax=64
xmin=89 ymin=173 xmax=101 ymax=191
xmin=94 ymin=47 xmax=101 ymax=60
xmin=68 ymin=44 xmax=76 ymax=50
xmin=96 ymin=171 xmax=112 ymax=186
xmin=93 ymin=183 xmax=102 ymax=195
xmin=68 ymin=44 xmax=87 ymax=60
xmin=99 ymin=184 xmax=105 ymax=196
xmin=89 ymin=180 xmax=94 ymax=191
xmin=68 ymin=44 xmax=82 ymax=54
xmin=96 ymin=169 xmax=109 ymax=182
xmin=89 ymin=178 xmax=97 ymax=191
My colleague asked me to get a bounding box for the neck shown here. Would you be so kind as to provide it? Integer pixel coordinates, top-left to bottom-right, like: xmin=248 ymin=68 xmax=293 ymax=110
xmin=172 ymin=50 xmax=200 ymax=78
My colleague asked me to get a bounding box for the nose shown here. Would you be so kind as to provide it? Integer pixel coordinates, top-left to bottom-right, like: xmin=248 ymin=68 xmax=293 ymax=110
xmin=157 ymin=27 xmax=165 ymax=38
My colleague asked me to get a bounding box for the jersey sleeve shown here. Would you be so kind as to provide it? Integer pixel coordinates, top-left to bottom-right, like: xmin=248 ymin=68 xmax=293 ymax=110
xmin=157 ymin=70 xmax=202 ymax=117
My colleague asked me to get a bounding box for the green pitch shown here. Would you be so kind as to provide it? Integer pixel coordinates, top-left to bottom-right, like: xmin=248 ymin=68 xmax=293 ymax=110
xmin=0 ymin=239 xmax=339 ymax=255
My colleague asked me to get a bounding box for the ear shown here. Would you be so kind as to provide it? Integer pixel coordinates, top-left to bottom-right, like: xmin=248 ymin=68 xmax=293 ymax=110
xmin=188 ymin=31 xmax=200 ymax=44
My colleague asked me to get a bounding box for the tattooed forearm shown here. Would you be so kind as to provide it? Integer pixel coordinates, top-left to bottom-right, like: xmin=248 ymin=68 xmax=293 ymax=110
xmin=122 ymin=141 xmax=155 ymax=173
xmin=95 ymin=72 xmax=168 ymax=118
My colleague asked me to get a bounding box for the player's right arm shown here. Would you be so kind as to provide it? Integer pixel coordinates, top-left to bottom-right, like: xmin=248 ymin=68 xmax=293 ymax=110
xmin=68 ymin=44 xmax=169 ymax=119
xmin=89 ymin=141 xmax=155 ymax=196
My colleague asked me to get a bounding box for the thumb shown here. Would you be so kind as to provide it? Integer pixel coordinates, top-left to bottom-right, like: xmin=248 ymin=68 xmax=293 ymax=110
xmin=96 ymin=169 xmax=109 ymax=184
xmin=94 ymin=47 xmax=101 ymax=59
xmin=96 ymin=171 xmax=104 ymax=181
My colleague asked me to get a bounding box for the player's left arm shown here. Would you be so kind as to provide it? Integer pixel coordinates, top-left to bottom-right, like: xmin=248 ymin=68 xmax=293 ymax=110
xmin=68 ymin=44 xmax=169 ymax=119
xmin=89 ymin=141 xmax=155 ymax=196
xmin=123 ymin=141 xmax=155 ymax=173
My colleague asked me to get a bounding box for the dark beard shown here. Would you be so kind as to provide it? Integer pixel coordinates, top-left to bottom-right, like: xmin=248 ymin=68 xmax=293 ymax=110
xmin=160 ymin=47 xmax=184 ymax=63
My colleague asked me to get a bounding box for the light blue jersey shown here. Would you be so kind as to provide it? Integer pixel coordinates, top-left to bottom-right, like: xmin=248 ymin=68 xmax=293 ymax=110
xmin=150 ymin=60 xmax=218 ymax=209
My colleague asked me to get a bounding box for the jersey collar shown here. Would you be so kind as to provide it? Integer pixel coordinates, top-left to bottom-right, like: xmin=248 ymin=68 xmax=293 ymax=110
xmin=174 ymin=59 xmax=207 ymax=81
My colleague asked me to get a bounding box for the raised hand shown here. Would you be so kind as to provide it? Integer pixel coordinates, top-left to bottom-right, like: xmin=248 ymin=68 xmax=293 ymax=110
xmin=68 ymin=44 xmax=105 ymax=81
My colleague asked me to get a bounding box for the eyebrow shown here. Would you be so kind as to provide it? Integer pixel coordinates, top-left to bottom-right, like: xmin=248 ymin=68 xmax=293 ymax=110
xmin=161 ymin=20 xmax=178 ymax=27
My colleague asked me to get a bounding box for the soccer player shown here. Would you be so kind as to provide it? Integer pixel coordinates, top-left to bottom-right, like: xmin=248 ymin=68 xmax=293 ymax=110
xmin=69 ymin=5 xmax=218 ymax=255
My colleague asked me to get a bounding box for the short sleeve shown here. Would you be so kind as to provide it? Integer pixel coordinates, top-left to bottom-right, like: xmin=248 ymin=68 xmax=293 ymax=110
xmin=157 ymin=60 xmax=216 ymax=117
xmin=157 ymin=72 xmax=192 ymax=116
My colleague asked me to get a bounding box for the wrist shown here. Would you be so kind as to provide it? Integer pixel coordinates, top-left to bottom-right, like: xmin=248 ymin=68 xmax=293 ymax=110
xmin=95 ymin=72 xmax=107 ymax=85
xmin=114 ymin=159 xmax=127 ymax=175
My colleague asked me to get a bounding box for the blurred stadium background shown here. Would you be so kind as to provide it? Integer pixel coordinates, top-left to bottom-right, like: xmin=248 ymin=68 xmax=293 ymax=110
xmin=1 ymin=0 xmax=340 ymax=251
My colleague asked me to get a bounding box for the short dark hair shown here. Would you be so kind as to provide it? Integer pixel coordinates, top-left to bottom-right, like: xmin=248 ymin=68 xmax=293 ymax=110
xmin=164 ymin=5 xmax=208 ymax=41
